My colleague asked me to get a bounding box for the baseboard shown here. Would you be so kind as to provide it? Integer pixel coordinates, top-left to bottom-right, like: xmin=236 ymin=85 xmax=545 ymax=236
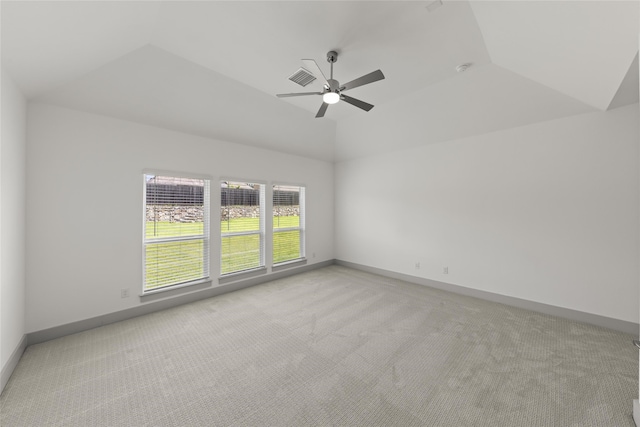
xmin=634 ymin=400 xmax=639 ymax=426
xmin=335 ymin=260 xmax=639 ymax=335
xmin=24 ymin=257 xmax=639 ymax=345
xmin=27 ymin=260 xmax=334 ymax=345
xmin=1 ymin=334 xmax=27 ymax=394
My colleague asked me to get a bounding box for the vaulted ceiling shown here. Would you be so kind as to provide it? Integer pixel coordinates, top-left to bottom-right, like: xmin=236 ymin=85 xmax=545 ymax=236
xmin=2 ymin=1 xmax=638 ymax=161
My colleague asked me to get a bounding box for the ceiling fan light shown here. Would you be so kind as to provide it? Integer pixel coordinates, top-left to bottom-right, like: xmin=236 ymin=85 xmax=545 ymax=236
xmin=323 ymin=92 xmax=340 ymax=104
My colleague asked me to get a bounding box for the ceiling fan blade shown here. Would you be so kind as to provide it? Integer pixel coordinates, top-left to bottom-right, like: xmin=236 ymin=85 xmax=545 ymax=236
xmin=276 ymin=92 xmax=322 ymax=98
xmin=315 ymin=102 xmax=329 ymax=118
xmin=341 ymin=69 xmax=385 ymax=91
xmin=341 ymin=94 xmax=374 ymax=112
xmin=302 ymin=59 xmax=329 ymax=86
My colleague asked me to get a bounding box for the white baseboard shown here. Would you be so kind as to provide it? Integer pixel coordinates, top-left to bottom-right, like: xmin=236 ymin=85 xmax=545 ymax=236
xmin=1 ymin=334 xmax=27 ymax=395
xmin=335 ymin=260 xmax=639 ymax=335
xmin=28 ymin=260 xmax=334 ymax=345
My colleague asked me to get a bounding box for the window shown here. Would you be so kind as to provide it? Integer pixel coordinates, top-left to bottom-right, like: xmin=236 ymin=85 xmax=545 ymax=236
xmin=143 ymin=174 xmax=210 ymax=292
xmin=273 ymin=184 xmax=305 ymax=264
xmin=220 ymin=181 xmax=265 ymax=275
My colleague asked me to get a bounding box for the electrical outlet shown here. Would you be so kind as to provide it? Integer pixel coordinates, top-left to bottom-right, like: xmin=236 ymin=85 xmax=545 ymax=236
xmin=312 ymin=252 xmax=316 ymax=258
xmin=443 ymin=267 xmax=449 ymax=274
xmin=121 ymin=289 xmax=130 ymax=298
xmin=415 ymin=262 xmax=420 ymax=269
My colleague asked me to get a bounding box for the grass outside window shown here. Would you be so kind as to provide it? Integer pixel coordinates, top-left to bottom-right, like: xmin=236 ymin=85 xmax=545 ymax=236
xmin=145 ymin=215 xmax=303 ymax=285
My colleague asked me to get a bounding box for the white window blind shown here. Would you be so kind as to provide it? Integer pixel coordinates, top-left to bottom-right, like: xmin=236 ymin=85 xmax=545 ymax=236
xmin=273 ymin=184 xmax=305 ymax=264
xmin=220 ymin=181 xmax=265 ymax=275
xmin=143 ymin=174 xmax=210 ymax=291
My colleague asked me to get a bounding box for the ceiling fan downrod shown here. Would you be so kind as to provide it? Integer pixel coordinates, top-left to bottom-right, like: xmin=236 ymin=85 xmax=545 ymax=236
xmin=325 ymin=51 xmax=340 ymax=93
xmin=327 ymin=50 xmax=338 ymax=81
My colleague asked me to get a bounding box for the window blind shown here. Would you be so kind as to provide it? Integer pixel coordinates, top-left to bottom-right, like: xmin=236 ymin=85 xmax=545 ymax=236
xmin=273 ymin=184 xmax=305 ymax=264
xmin=220 ymin=181 xmax=265 ymax=275
xmin=143 ymin=174 xmax=210 ymax=291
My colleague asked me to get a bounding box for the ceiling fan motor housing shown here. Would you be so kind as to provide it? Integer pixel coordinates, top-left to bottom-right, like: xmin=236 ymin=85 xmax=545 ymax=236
xmin=326 ymin=78 xmax=340 ymax=92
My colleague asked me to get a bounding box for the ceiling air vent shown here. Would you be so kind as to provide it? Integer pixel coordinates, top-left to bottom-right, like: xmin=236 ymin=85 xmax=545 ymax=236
xmin=288 ymin=67 xmax=317 ymax=87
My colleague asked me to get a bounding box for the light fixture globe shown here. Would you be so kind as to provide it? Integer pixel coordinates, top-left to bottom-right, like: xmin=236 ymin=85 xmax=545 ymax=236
xmin=323 ymin=92 xmax=340 ymax=104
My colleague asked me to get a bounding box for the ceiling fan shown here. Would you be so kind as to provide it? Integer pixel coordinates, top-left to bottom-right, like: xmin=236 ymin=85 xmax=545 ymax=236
xmin=276 ymin=51 xmax=385 ymax=118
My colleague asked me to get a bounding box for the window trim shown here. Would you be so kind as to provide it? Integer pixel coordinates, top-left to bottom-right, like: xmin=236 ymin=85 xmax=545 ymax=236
xmin=272 ymin=183 xmax=306 ymax=266
xmin=220 ymin=179 xmax=266 ymax=277
xmin=142 ymin=171 xmax=211 ymax=294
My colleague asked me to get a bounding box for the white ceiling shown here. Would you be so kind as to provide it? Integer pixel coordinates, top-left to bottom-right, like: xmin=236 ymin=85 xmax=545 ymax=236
xmin=2 ymin=1 xmax=638 ymax=162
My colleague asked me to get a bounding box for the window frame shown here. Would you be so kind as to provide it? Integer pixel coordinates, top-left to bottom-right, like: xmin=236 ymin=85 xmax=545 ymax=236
xmin=220 ymin=180 xmax=266 ymax=277
xmin=272 ymin=183 xmax=306 ymax=266
xmin=142 ymin=171 xmax=211 ymax=294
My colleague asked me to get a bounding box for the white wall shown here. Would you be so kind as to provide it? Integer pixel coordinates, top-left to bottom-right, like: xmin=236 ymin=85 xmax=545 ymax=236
xmin=26 ymin=103 xmax=334 ymax=333
xmin=1 ymin=69 xmax=27 ymax=370
xmin=335 ymin=104 xmax=639 ymax=323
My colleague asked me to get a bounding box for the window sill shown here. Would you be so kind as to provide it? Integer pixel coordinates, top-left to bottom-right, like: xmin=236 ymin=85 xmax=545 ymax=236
xmin=272 ymin=258 xmax=307 ymax=272
xmin=218 ymin=266 xmax=267 ymax=285
xmin=139 ymin=278 xmax=212 ymax=302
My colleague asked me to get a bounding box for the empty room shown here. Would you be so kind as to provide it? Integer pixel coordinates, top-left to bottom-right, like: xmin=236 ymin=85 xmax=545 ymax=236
xmin=1 ymin=1 xmax=639 ymax=425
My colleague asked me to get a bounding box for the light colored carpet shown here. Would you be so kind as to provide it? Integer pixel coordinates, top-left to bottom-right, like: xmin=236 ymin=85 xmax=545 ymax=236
xmin=1 ymin=265 xmax=637 ymax=426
